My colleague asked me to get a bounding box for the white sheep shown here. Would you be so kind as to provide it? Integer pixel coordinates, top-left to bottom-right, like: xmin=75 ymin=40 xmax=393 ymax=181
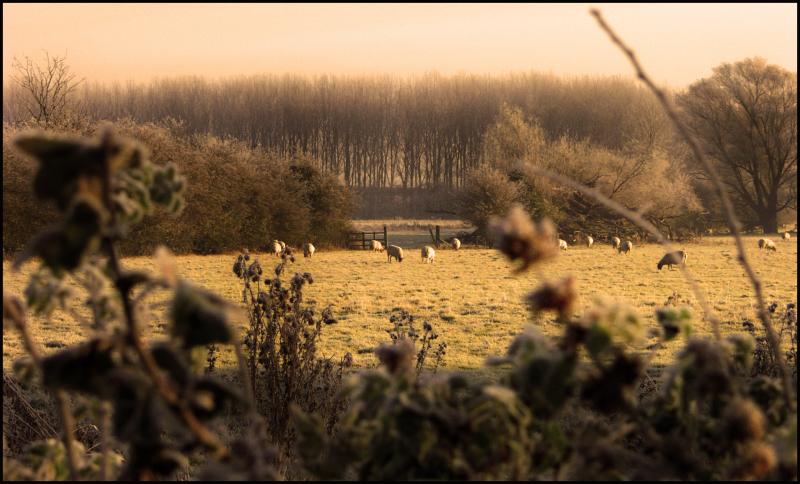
xmin=387 ymin=245 xmax=404 ymax=263
xmin=657 ymin=250 xmax=687 ymax=270
xmin=783 ymin=232 xmax=791 ymax=240
xmin=763 ymin=239 xmax=777 ymax=252
xmin=421 ymin=245 xmax=436 ymax=263
xmin=558 ymin=239 xmax=568 ymax=251
xmin=303 ymin=242 xmax=316 ymax=258
xmin=451 ymin=238 xmax=461 ymax=251
xmin=586 ymin=235 xmax=594 ymax=248
xmin=618 ymin=240 xmax=633 ymax=255
xmin=370 ymin=240 xmax=385 ymax=252
xmin=611 ymin=236 xmax=621 ymax=250
xmin=278 ymin=241 xmax=286 ymax=252
xmin=270 ymin=240 xmax=282 ymax=257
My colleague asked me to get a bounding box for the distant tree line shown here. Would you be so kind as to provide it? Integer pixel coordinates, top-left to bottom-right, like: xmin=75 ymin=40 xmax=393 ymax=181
xmin=5 ymin=71 xmax=671 ymax=190
xmin=3 ymin=56 xmax=796 ymax=233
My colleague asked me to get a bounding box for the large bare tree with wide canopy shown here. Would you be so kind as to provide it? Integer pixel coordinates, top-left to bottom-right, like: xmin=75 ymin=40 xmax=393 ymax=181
xmin=678 ymin=57 xmax=797 ymax=234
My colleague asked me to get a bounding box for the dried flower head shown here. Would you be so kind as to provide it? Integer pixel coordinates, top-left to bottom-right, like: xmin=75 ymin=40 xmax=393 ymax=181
xmin=321 ymin=305 xmax=337 ymax=325
xmin=233 ymin=255 xmax=247 ymax=279
xmin=291 ymin=273 xmax=308 ymax=292
xmin=342 ymin=352 xmax=354 ymax=367
xmin=247 ymin=261 xmax=263 ymax=282
xmin=724 ymin=398 xmax=766 ymax=442
xmin=674 ymin=338 xmax=733 ymax=396
xmin=375 ymin=338 xmax=415 ymax=378
xmin=526 ymin=276 xmax=577 ymax=320
xmin=489 ymin=204 xmax=558 ymax=273
xmin=734 ymin=442 xmax=778 ymax=480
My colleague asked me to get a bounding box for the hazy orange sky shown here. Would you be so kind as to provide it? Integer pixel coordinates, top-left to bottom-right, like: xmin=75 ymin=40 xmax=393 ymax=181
xmin=3 ymin=3 xmax=797 ymax=87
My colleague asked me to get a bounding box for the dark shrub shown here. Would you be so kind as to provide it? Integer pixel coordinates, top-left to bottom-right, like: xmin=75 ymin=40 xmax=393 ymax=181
xmin=3 ymin=120 xmax=354 ymax=256
xmin=458 ymin=165 xmax=520 ymax=240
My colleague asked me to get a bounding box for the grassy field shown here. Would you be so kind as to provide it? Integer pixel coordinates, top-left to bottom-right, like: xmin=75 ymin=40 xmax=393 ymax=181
xmin=3 ymin=234 xmax=796 ymax=374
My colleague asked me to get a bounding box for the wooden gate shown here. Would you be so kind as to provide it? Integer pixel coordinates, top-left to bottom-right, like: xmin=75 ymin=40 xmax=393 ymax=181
xmin=347 ymin=225 xmax=388 ymax=250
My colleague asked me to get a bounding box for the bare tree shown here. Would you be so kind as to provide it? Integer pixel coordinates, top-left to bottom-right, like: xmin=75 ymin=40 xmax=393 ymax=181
xmin=10 ymin=52 xmax=83 ymax=128
xmin=678 ymin=58 xmax=797 ymax=233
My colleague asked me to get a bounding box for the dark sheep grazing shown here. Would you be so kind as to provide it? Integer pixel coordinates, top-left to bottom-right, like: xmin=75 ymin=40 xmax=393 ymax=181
xmin=657 ymin=250 xmax=687 ymax=270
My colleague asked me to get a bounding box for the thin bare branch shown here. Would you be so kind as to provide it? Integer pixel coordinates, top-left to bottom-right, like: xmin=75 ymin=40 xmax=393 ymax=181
xmin=99 ymin=401 xmax=112 ymax=481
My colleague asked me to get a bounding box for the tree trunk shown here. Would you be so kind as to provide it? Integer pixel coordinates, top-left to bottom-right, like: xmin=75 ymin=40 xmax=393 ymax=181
xmin=760 ymin=209 xmax=779 ymax=234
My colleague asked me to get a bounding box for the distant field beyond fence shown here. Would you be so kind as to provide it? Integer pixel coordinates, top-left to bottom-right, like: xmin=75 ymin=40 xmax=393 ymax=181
xmin=351 ymin=219 xmax=474 ymax=249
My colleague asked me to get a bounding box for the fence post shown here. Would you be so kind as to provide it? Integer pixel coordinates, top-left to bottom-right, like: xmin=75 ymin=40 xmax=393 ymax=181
xmin=362 ymin=232 xmax=366 ymax=250
xmin=435 ymin=225 xmax=441 ymax=248
xmin=384 ymin=225 xmax=388 ymax=247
